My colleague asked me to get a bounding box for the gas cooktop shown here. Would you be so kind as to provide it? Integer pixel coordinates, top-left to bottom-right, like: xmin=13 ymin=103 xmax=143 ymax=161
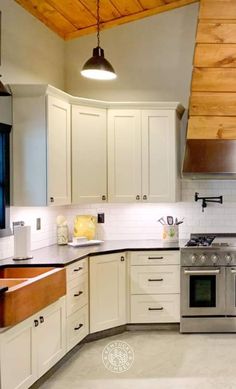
xmin=185 ymin=233 xmax=236 ymax=248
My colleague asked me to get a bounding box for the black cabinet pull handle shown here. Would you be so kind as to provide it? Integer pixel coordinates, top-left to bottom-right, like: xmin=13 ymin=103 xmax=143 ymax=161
xmin=120 ymin=256 xmax=125 ymax=262
xmin=143 ymin=195 xmax=147 ymax=200
xmin=148 ymin=278 xmax=163 ymax=282
xmin=148 ymin=256 xmax=164 ymax=260
xmin=148 ymin=307 xmax=164 ymax=311
xmin=74 ymin=291 xmax=83 ymax=297
xmin=74 ymin=324 xmax=83 ymax=331
xmin=136 ymin=195 xmax=140 ymax=200
xmin=74 ymin=267 xmax=83 ymax=272
xmin=34 ymin=319 xmax=39 ymax=327
xmin=50 ymin=197 xmax=54 ymax=203
xmin=102 ymin=195 xmax=106 ymax=201
xmin=39 ymin=316 xmax=44 ymax=324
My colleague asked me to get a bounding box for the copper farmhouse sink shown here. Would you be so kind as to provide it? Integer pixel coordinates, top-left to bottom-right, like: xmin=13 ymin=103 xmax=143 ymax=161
xmin=0 ymin=267 xmax=66 ymax=327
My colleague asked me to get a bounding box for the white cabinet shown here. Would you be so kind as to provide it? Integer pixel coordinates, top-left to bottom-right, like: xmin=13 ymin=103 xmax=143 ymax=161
xmin=36 ymin=299 xmax=66 ymax=376
xmin=129 ymin=251 xmax=180 ymax=323
xmin=142 ymin=110 xmax=180 ymax=202
xmin=108 ymin=110 xmax=142 ymax=202
xmin=11 ymin=85 xmax=71 ymax=206
xmin=72 ymin=105 xmax=107 ymax=203
xmin=108 ymin=108 xmax=180 ymax=203
xmin=0 ymin=298 xmax=66 ymax=389
xmin=66 ymin=257 xmax=89 ymax=352
xmin=47 ymin=96 xmax=71 ymax=206
xmin=90 ymin=253 xmax=127 ymax=333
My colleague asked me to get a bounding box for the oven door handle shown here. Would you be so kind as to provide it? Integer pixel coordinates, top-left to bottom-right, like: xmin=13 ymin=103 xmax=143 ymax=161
xmin=184 ymin=269 xmax=220 ymax=275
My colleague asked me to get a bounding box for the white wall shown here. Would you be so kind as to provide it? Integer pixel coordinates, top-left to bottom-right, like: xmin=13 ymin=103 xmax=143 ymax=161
xmin=65 ymin=3 xmax=198 ymax=106
xmin=0 ymin=0 xmax=65 ymax=89
xmin=67 ymin=180 xmax=236 ymax=242
xmin=0 ymin=0 xmax=66 ymax=259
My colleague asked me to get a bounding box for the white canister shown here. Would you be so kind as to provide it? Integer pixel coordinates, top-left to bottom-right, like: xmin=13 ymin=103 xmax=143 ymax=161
xmin=162 ymin=225 xmax=179 ymax=242
xmin=57 ymin=225 xmax=69 ymax=245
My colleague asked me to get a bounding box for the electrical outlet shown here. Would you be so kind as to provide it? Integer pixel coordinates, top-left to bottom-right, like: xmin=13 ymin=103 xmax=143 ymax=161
xmin=36 ymin=218 xmax=41 ymax=230
xmin=97 ymin=213 xmax=105 ymax=223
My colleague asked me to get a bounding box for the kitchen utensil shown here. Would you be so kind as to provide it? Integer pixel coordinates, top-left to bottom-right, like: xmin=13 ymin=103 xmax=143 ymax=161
xmin=158 ymin=217 xmax=166 ymax=225
xmin=167 ymin=216 xmax=174 ymax=225
xmin=176 ymin=221 xmax=183 ymax=225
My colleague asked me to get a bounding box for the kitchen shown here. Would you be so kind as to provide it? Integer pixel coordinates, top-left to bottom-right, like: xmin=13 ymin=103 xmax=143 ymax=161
xmin=1 ymin=0 xmax=236 ymax=388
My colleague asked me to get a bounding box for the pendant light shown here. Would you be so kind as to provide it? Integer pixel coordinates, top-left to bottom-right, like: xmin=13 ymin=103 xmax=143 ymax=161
xmin=81 ymin=0 xmax=117 ymax=80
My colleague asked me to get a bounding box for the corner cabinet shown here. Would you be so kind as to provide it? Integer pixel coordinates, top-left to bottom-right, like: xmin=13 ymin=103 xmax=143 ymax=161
xmin=72 ymin=105 xmax=107 ymax=203
xmin=11 ymin=85 xmax=71 ymax=206
xmin=108 ymin=107 xmax=181 ymax=203
xmin=89 ymin=253 xmax=127 ymax=333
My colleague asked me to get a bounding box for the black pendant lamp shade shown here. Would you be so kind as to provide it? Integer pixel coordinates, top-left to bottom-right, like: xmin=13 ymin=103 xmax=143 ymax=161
xmin=81 ymin=46 xmax=116 ymax=80
xmin=81 ymin=0 xmax=117 ymax=80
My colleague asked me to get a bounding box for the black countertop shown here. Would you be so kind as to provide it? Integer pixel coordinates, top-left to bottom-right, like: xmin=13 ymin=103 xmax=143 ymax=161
xmin=0 ymin=239 xmax=185 ymax=267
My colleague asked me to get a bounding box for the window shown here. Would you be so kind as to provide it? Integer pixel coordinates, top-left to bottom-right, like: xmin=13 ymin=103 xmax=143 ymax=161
xmin=0 ymin=123 xmax=11 ymax=237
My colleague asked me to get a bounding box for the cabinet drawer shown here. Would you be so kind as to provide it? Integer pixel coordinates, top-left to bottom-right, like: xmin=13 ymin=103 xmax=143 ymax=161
xmin=67 ymin=305 xmax=89 ymax=352
xmin=130 ymin=294 xmax=180 ymax=323
xmin=66 ymin=258 xmax=88 ymax=281
xmin=131 ymin=265 xmax=180 ymax=294
xmin=130 ymin=251 xmax=180 ymax=266
xmin=66 ymin=274 xmax=88 ymax=316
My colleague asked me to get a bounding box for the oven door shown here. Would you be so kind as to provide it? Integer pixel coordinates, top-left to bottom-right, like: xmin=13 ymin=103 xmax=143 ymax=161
xmin=226 ymin=267 xmax=236 ymax=315
xmin=181 ymin=267 xmax=225 ymax=316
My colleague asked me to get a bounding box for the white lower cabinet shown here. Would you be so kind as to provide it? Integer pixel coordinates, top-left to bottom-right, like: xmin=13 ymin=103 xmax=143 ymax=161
xmin=129 ymin=251 xmax=180 ymax=323
xmin=66 ymin=257 xmax=89 ymax=352
xmin=66 ymin=305 xmax=89 ymax=351
xmin=90 ymin=253 xmax=127 ymax=333
xmin=0 ymin=297 xmax=66 ymax=389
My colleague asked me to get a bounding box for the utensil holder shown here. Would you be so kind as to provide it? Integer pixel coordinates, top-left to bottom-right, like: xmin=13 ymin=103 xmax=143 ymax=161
xmin=162 ymin=225 xmax=179 ymax=242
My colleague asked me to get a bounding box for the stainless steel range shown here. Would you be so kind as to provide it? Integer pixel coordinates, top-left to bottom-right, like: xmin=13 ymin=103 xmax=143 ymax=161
xmin=180 ymin=233 xmax=236 ymax=333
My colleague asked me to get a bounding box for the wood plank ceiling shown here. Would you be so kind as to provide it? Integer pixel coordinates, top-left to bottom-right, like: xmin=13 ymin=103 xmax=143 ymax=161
xmin=14 ymin=0 xmax=199 ymax=40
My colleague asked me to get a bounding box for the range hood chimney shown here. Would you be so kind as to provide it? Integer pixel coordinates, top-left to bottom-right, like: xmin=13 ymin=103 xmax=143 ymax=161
xmin=182 ymin=0 xmax=236 ymax=179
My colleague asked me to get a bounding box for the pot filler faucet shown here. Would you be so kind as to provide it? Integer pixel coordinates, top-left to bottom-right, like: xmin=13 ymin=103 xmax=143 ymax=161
xmin=195 ymin=192 xmax=223 ymax=212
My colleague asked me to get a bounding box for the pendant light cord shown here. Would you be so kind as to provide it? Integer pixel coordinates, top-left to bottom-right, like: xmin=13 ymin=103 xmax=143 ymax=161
xmin=97 ymin=0 xmax=100 ymax=47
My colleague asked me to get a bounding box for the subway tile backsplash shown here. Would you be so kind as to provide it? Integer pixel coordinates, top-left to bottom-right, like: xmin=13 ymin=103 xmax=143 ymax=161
xmin=1 ymin=179 xmax=236 ymax=259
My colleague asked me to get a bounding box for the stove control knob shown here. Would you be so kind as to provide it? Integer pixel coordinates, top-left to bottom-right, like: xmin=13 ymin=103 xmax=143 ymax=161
xmin=200 ymin=254 xmax=207 ymax=263
xmin=190 ymin=254 xmax=197 ymax=264
xmin=225 ymin=254 xmax=232 ymax=264
xmin=211 ymin=254 xmax=219 ymax=264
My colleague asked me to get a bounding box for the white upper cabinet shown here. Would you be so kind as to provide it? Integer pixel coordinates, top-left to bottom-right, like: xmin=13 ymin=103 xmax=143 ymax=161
xmin=47 ymin=96 xmax=71 ymax=206
xmin=11 ymin=85 xmax=71 ymax=206
xmin=108 ymin=110 xmax=142 ymax=202
xmin=72 ymin=105 xmax=107 ymax=203
xmin=142 ymin=110 xmax=180 ymax=203
xmin=108 ymin=107 xmax=181 ymax=203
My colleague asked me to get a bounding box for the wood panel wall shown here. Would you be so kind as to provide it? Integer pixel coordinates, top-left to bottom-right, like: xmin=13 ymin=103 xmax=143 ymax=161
xmin=188 ymin=0 xmax=236 ymax=140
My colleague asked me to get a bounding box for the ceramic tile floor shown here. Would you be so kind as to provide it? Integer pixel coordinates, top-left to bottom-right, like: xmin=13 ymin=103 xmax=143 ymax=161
xmin=39 ymin=330 xmax=236 ymax=389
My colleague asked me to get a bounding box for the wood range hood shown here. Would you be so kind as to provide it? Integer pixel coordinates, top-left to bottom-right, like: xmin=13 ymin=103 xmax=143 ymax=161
xmin=183 ymin=0 xmax=236 ymax=179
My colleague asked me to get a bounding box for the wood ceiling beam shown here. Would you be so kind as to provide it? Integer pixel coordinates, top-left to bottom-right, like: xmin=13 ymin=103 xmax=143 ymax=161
xmin=65 ymin=0 xmax=199 ymax=41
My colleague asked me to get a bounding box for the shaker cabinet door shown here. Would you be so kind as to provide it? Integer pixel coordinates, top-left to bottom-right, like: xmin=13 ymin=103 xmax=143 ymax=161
xmin=141 ymin=110 xmax=179 ymax=203
xmin=47 ymin=96 xmax=71 ymax=206
xmin=90 ymin=253 xmax=127 ymax=332
xmin=72 ymin=106 xmax=107 ymax=203
xmin=0 ymin=317 xmax=37 ymax=389
xmin=108 ymin=110 xmax=142 ymax=202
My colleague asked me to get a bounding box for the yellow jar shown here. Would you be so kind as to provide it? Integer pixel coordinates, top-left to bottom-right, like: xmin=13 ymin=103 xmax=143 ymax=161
xmin=73 ymin=215 xmax=97 ymax=240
